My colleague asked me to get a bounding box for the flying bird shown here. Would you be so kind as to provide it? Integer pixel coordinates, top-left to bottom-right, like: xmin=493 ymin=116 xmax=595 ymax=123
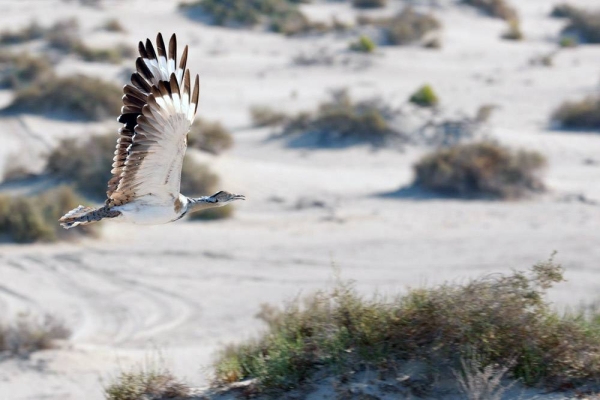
xmin=59 ymin=33 xmax=245 ymax=229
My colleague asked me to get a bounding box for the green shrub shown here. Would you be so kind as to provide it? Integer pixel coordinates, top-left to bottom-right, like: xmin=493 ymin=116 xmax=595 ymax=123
xmin=181 ymin=0 xmax=311 ymax=35
xmin=349 ymin=35 xmax=376 ymax=53
xmin=352 ymin=0 xmax=386 ymax=9
xmin=559 ymin=36 xmax=578 ymax=47
xmin=180 ymin=156 xmax=220 ymax=197
xmin=187 ymin=119 xmax=234 ymax=155
xmin=0 ymin=21 xmax=44 ymax=45
xmin=552 ymin=97 xmax=600 ymax=129
xmin=501 ymin=18 xmax=524 ymax=41
xmin=0 ymin=186 xmax=99 ymax=243
xmin=413 ymin=142 xmax=546 ymax=199
xmin=0 ymin=313 xmax=70 ymax=355
xmin=250 ymin=105 xmax=289 ymax=127
xmin=461 ymin=0 xmax=518 ymax=21
xmin=215 ymin=259 xmax=600 ymax=394
xmin=409 ymin=84 xmax=439 ymax=107
xmin=361 ymin=7 xmax=441 ymax=46
xmin=0 ymin=52 xmax=54 ymax=89
xmin=105 ymin=368 xmax=190 ymax=400
xmin=8 ymin=75 xmax=122 ymax=120
xmin=281 ymin=89 xmax=403 ymax=147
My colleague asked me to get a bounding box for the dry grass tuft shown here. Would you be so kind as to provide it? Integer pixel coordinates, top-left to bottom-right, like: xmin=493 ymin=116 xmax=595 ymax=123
xmin=501 ymin=18 xmax=523 ymax=41
xmin=461 ymin=0 xmax=518 ymax=21
xmin=552 ymin=97 xmax=600 ymax=130
xmin=250 ymin=105 xmax=289 ymax=127
xmin=188 ymin=204 xmax=234 ymax=221
xmin=413 ymin=142 xmax=546 ymax=199
xmin=0 ymin=186 xmax=98 ymax=243
xmin=454 ymin=356 xmax=515 ymax=400
xmin=9 ymin=75 xmax=122 ymax=120
xmin=0 ymin=313 xmax=71 ymax=356
xmin=101 ymin=18 xmax=126 ymax=33
xmin=359 ymin=7 xmax=441 ymax=46
xmin=180 ymin=156 xmax=220 ymax=197
xmin=105 ymin=368 xmax=191 ymax=400
xmin=0 ymin=21 xmax=45 ymax=45
xmin=187 ymin=119 xmax=234 ymax=155
xmin=0 ymin=52 xmax=54 ymax=90
xmin=214 ymin=259 xmax=600 ymax=394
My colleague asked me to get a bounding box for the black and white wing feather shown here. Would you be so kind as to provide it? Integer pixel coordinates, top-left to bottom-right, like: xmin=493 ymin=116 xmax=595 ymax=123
xmin=107 ymin=33 xmax=199 ymax=206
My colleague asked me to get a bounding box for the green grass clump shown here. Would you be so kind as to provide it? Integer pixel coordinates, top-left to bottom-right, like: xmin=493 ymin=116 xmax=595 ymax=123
xmin=8 ymin=75 xmax=122 ymax=121
xmin=250 ymin=105 xmax=289 ymax=127
xmin=105 ymin=368 xmax=191 ymax=400
xmin=0 ymin=313 xmax=70 ymax=355
xmin=409 ymin=84 xmax=439 ymax=107
xmin=349 ymin=35 xmax=377 ymax=53
xmin=187 ymin=119 xmax=234 ymax=155
xmin=214 ymin=259 xmax=600 ymax=394
xmin=360 ymin=7 xmax=441 ymax=46
xmin=0 ymin=21 xmax=44 ymax=45
xmin=281 ymin=89 xmax=402 ymax=147
xmin=461 ymin=0 xmax=518 ymax=21
xmin=552 ymin=97 xmax=600 ymax=130
xmin=181 ymin=0 xmax=311 ymax=35
xmin=352 ymin=0 xmax=386 ymax=9
xmin=0 ymin=52 xmax=54 ymax=89
xmin=413 ymin=142 xmax=546 ymax=199
xmin=0 ymin=186 xmax=99 ymax=243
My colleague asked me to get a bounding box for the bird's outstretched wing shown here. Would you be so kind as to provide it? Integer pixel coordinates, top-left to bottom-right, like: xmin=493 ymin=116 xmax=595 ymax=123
xmin=106 ymin=33 xmax=199 ymax=207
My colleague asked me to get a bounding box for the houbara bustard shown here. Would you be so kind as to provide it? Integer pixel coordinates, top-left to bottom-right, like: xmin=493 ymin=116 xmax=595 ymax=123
xmin=59 ymin=33 xmax=245 ymax=229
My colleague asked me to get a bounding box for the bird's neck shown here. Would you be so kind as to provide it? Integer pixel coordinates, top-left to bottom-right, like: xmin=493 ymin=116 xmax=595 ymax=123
xmin=187 ymin=196 xmax=219 ymax=213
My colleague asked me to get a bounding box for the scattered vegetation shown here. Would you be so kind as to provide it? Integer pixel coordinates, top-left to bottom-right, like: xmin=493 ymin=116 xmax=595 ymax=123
xmin=461 ymin=0 xmax=518 ymax=21
xmin=180 ymin=0 xmax=313 ymax=35
xmin=187 ymin=119 xmax=234 ymax=155
xmin=551 ymin=4 xmax=600 ymax=44
xmin=180 ymin=156 xmax=220 ymax=197
xmin=8 ymin=75 xmax=122 ymax=120
xmin=0 ymin=186 xmax=99 ymax=243
xmin=552 ymin=97 xmax=600 ymax=130
xmin=559 ymin=36 xmax=578 ymax=47
xmin=413 ymin=142 xmax=546 ymax=199
xmin=501 ymin=18 xmax=523 ymax=41
xmin=0 ymin=52 xmax=54 ymax=89
xmin=101 ymin=18 xmax=126 ymax=33
xmin=250 ymin=105 xmax=289 ymax=127
xmin=550 ymin=3 xmax=581 ymax=19
xmin=352 ymin=0 xmax=386 ymax=9
xmin=278 ymin=89 xmax=404 ymax=147
xmin=214 ymin=259 xmax=600 ymax=394
xmin=105 ymin=367 xmax=191 ymax=400
xmin=349 ymin=35 xmax=376 ymax=53
xmin=0 ymin=21 xmax=44 ymax=45
xmin=0 ymin=313 xmax=70 ymax=355
xmin=188 ymin=204 xmax=234 ymax=221
xmin=359 ymin=7 xmax=441 ymax=46
xmin=409 ymin=84 xmax=439 ymax=108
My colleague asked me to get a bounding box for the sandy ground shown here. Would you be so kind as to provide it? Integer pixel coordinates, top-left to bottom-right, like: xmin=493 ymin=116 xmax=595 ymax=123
xmin=0 ymin=0 xmax=600 ymax=399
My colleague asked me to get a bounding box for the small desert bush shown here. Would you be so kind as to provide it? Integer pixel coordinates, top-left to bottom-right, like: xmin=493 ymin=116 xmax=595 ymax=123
xmin=102 ymin=18 xmax=126 ymax=32
xmin=553 ymin=97 xmax=600 ymax=130
xmin=180 ymin=156 xmax=220 ymax=197
xmin=0 ymin=52 xmax=54 ymax=89
xmin=214 ymin=259 xmax=600 ymax=393
xmin=0 ymin=313 xmax=70 ymax=355
xmin=550 ymin=3 xmax=581 ymax=19
xmin=187 ymin=119 xmax=234 ymax=155
xmin=250 ymin=105 xmax=289 ymax=127
xmin=181 ymin=0 xmax=312 ymax=35
xmin=349 ymin=35 xmax=376 ymax=53
xmin=413 ymin=142 xmax=546 ymax=199
xmin=188 ymin=204 xmax=234 ymax=221
xmin=0 ymin=186 xmax=98 ymax=243
xmin=105 ymin=368 xmax=191 ymax=400
xmin=9 ymin=75 xmax=122 ymax=120
xmin=352 ymin=0 xmax=386 ymax=9
xmin=280 ymin=89 xmax=403 ymax=147
xmin=409 ymin=84 xmax=439 ymax=107
xmin=551 ymin=4 xmax=600 ymax=44
xmin=361 ymin=7 xmax=441 ymax=46
xmin=461 ymin=0 xmax=518 ymax=21
xmin=0 ymin=20 xmax=44 ymax=45
xmin=501 ymin=18 xmax=523 ymax=41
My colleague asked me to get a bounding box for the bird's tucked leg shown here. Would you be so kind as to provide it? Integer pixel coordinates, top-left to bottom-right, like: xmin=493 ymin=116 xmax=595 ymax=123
xmin=59 ymin=205 xmax=121 ymax=229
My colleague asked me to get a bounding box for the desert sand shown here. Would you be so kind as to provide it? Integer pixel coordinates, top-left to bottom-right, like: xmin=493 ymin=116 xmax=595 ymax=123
xmin=0 ymin=0 xmax=599 ymax=399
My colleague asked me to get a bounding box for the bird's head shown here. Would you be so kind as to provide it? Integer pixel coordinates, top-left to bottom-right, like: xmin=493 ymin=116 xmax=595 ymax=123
xmin=206 ymin=191 xmax=246 ymax=206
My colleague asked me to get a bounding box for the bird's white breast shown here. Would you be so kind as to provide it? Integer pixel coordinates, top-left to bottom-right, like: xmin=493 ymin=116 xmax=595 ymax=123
xmin=112 ymin=196 xmax=185 ymax=225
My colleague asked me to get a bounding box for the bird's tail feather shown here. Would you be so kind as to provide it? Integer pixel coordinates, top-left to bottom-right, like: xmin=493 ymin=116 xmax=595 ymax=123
xmin=59 ymin=205 xmax=102 ymax=229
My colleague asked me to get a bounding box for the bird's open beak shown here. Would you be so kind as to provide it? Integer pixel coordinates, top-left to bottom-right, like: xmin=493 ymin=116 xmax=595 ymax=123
xmin=233 ymin=194 xmax=246 ymax=201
